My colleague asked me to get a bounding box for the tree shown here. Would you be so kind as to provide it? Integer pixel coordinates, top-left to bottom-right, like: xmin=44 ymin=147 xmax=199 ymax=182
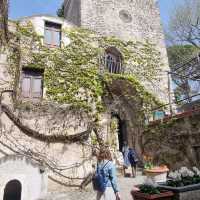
xmin=168 ymin=0 xmax=200 ymax=48
xmin=57 ymin=2 xmax=64 ymax=18
xmin=167 ymin=0 xmax=200 ymax=103
xmin=167 ymin=45 xmax=199 ymax=67
xmin=0 ymin=0 xmax=9 ymax=44
xmin=167 ymin=45 xmax=200 ymax=103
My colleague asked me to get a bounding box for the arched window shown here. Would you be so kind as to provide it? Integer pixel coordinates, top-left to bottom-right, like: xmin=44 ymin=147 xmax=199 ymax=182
xmin=3 ymin=180 xmax=22 ymax=200
xmin=105 ymin=47 xmax=123 ymax=74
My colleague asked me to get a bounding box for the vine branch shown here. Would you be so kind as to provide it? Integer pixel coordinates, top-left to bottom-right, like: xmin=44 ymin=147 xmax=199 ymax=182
xmin=1 ymin=103 xmax=92 ymax=143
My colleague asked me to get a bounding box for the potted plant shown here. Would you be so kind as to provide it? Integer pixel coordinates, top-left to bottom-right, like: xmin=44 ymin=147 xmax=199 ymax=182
xmin=158 ymin=167 xmax=200 ymax=200
xmin=144 ymin=165 xmax=169 ymax=183
xmin=131 ymin=184 xmax=174 ymax=200
xmin=143 ymin=155 xmax=169 ymax=183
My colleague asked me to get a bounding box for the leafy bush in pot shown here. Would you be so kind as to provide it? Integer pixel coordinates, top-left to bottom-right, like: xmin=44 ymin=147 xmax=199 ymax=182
xmin=139 ymin=184 xmax=161 ymax=195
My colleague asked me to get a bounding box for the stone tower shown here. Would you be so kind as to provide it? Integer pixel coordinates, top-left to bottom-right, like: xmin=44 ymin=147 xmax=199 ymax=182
xmin=64 ymin=0 xmax=164 ymax=44
xmin=64 ymin=0 xmax=170 ymax=103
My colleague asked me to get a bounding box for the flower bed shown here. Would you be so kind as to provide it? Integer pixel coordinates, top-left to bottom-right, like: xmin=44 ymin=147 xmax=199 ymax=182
xmin=158 ymin=167 xmax=200 ymax=200
xmin=131 ymin=184 xmax=174 ymax=200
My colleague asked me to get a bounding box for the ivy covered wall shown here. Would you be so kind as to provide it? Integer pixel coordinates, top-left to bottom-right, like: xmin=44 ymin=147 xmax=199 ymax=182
xmin=0 ymin=16 xmax=169 ymax=189
xmin=143 ymin=111 xmax=200 ymax=169
xmin=6 ymin=20 xmax=163 ymax=116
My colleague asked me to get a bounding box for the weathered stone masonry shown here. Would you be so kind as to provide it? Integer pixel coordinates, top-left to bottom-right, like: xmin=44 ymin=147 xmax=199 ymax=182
xmin=143 ymin=111 xmax=200 ymax=169
xmin=0 ymin=1 xmax=171 ymax=198
xmin=64 ymin=0 xmax=170 ymax=103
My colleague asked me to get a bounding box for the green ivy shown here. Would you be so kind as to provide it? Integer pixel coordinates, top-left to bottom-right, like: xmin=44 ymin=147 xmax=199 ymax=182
xmin=6 ymin=22 xmax=164 ymax=115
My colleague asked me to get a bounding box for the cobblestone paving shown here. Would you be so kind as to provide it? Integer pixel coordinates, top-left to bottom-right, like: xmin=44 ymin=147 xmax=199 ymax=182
xmin=42 ymin=173 xmax=146 ymax=200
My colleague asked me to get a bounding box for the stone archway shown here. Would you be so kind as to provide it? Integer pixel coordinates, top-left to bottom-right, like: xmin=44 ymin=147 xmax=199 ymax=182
xmin=105 ymin=78 xmax=145 ymax=159
xmin=3 ymin=179 xmax=21 ymax=200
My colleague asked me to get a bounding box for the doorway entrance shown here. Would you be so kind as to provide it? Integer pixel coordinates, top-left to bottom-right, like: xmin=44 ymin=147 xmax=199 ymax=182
xmin=3 ymin=180 xmax=22 ymax=200
xmin=112 ymin=114 xmax=127 ymax=152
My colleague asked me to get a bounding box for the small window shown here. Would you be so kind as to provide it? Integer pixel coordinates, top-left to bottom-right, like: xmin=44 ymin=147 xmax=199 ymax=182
xmin=21 ymin=68 xmax=44 ymax=99
xmin=105 ymin=47 xmax=123 ymax=74
xmin=44 ymin=21 xmax=62 ymax=47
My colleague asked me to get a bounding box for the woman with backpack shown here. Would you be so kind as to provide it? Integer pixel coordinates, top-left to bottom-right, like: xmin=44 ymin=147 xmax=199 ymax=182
xmin=128 ymin=148 xmax=139 ymax=178
xmin=94 ymin=147 xmax=121 ymax=200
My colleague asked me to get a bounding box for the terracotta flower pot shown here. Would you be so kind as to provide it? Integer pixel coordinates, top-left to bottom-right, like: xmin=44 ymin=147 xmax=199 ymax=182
xmin=131 ymin=190 xmax=174 ymax=200
xmin=144 ymin=167 xmax=169 ymax=183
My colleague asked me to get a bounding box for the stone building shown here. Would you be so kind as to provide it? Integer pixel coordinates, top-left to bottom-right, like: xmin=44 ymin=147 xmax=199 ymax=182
xmin=64 ymin=0 xmax=170 ymax=102
xmin=0 ymin=16 xmax=94 ymax=200
xmin=0 ymin=1 xmax=170 ymax=199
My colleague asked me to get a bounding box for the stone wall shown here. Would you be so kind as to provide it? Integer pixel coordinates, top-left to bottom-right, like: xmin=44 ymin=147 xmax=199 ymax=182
xmin=0 ymin=42 xmax=95 ymax=194
xmin=0 ymin=52 xmax=12 ymax=105
xmin=64 ymin=0 xmax=170 ymax=103
xmin=0 ymin=48 xmax=145 ymax=192
xmin=177 ymin=189 xmax=200 ymax=200
xmin=0 ymin=156 xmax=48 ymax=200
xmin=143 ymin=111 xmax=200 ymax=169
xmin=0 ymin=14 xmax=169 ymax=195
xmin=64 ymin=0 xmax=165 ymax=44
xmin=64 ymin=0 xmax=81 ymax=26
xmin=0 ymin=101 xmax=94 ymax=180
xmin=0 ymin=53 xmax=9 ymax=89
xmin=20 ymin=15 xmax=73 ymax=47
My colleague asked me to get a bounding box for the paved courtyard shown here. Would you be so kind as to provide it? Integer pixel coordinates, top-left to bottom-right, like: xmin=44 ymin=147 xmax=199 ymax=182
xmin=42 ymin=171 xmax=146 ymax=200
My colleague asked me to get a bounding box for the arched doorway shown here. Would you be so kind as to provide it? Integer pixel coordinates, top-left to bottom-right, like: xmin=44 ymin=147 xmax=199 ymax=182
xmin=118 ymin=118 xmax=127 ymax=152
xmin=111 ymin=114 xmax=127 ymax=152
xmin=3 ymin=179 xmax=22 ymax=200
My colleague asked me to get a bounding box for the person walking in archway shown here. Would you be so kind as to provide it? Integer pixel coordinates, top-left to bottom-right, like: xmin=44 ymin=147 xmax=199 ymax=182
xmin=122 ymin=141 xmax=130 ymax=176
xmin=128 ymin=148 xmax=139 ymax=177
xmin=122 ymin=141 xmax=139 ymax=177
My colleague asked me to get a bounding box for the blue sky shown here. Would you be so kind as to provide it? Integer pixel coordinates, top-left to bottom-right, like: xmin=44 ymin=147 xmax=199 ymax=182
xmin=9 ymin=0 xmax=63 ymax=19
xmin=9 ymin=0 xmax=183 ymax=28
xmin=158 ymin=0 xmax=183 ymax=27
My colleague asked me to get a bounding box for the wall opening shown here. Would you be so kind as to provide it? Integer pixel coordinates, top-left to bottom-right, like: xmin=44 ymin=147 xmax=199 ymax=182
xmin=3 ymin=179 xmax=22 ymax=200
xmin=112 ymin=114 xmax=127 ymax=152
xmin=105 ymin=47 xmax=123 ymax=74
